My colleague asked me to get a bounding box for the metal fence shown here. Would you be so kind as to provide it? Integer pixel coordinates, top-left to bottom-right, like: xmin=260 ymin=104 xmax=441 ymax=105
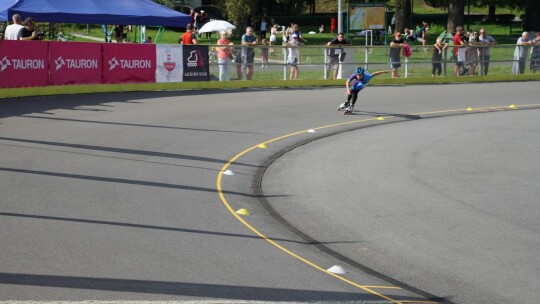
xmin=207 ymin=43 xmax=539 ymax=81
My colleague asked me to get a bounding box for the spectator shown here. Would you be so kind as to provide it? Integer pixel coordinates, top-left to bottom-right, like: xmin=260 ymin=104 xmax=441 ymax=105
xmin=291 ymin=24 xmax=306 ymax=44
xmin=287 ymin=33 xmax=302 ymax=80
xmin=260 ymin=18 xmax=267 ymax=40
xmin=453 ymin=26 xmax=467 ymax=77
xmin=330 ymin=17 xmax=336 ymax=34
xmin=216 ymin=30 xmax=234 ymax=81
xmin=478 ymin=28 xmax=497 ymax=75
xmin=4 ymin=14 xmax=24 ymax=40
xmin=326 ymin=32 xmax=350 ymax=80
xmin=236 ymin=26 xmax=258 ymax=80
xmin=390 ymin=14 xmax=396 ymax=34
xmin=468 ymin=31 xmax=480 ymax=76
xmin=531 ymin=32 xmax=540 ymax=73
xmin=144 ymin=36 xmax=153 ymax=44
xmin=260 ymin=38 xmax=269 ymax=68
xmin=282 ymin=26 xmax=290 ymax=46
xmin=432 ymin=37 xmax=448 ymax=77
xmin=113 ymin=25 xmax=124 ymax=43
xmin=189 ymin=9 xmax=195 ymax=28
xmin=319 ymin=24 xmax=325 ymax=34
xmin=194 ymin=13 xmax=200 ymax=36
xmin=199 ymin=11 xmax=211 ymax=40
xmin=512 ymin=31 xmax=532 ymax=75
xmin=389 ymin=31 xmax=405 ymax=78
xmin=402 ymin=27 xmax=417 ymax=44
xmin=269 ymin=24 xmax=278 ymax=49
xmin=180 ymin=24 xmax=197 ymax=45
xmin=17 ymin=17 xmax=39 ymax=41
xmin=420 ymin=21 xmax=429 ymax=51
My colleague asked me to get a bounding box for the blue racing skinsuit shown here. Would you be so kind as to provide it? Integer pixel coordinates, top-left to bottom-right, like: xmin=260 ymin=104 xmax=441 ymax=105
xmin=346 ymin=71 xmax=374 ymax=107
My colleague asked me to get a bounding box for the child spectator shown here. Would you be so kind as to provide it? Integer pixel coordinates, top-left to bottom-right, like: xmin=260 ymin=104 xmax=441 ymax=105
xmin=260 ymin=38 xmax=269 ymax=68
xmin=432 ymin=38 xmax=448 ymax=77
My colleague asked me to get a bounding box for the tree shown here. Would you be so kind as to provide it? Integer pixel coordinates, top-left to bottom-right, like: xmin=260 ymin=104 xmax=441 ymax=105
xmin=394 ymin=0 xmax=412 ymax=32
xmin=223 ymin=0 xmax=257 ymax=38
xmin=447 ymin=0 xmax=465 ymax=32
xmin=524 ymin=0 xmax=540 ymax=31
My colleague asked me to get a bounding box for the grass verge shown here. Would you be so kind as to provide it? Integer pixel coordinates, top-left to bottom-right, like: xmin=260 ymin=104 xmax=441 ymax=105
xmin=2 ymin=74 xmax=540 ymax=99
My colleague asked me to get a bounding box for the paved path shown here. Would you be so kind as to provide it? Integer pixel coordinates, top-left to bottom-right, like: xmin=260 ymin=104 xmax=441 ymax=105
xmin=1 ymin=83 xmax=539 ymax=303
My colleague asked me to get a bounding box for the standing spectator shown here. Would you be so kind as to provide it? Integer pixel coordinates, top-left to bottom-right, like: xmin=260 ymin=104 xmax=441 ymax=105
xmin=113 ymin=25 xmax=124 ymax=43
xmin=216 ymin=30 xmax=234 ymax=81
xmin=330 ymin=17 xmax=336 ymax=35
xmin=530 ymin=32 xmax=540 ymax=73
xmin=389 ymin=31 xmax=405 ymax=78
xmin=431 ymin=38 xmax=448 ymax=77
xmin=453 ymin=26 xmax=467 ymax=77
xmin=287 ymin=33 xmax=302 ymax=80
xmin=319 ymin=24 xmax=325 ymax=34
xmin=270 ymin=18 xmax=277 ymax=28
xmin=260 ymin=18 xmax=267 ymax=40
xmin=198 ymin=11 xmax=211 ymax=39
xmin=291 ymin=24 xmax=306 ymax=44
xmin=512 ymin=31 xmax=532 ymax=75
xmin=390 ymin=14 xmax=396 ymax=34
xmin=194 ymin=12 xmax=201 ymax=36
xmin=17 ymin=17 xmax=39 ymax=41
xmin=282 ymin=26 xmax=290 ymax=46
xmin=179 ymin=24 xmax=197 ymax=45
xmin=4 ymin=14 xmax=24 ymax=40
xmin=420 ymin=21 xmax=429 ymax=51
xmin=478 ymin=28 xmax=497 ymax=75
xmin=468 ymin=31 xmax=480 ymax=76
xmin=269 ymin=24 xmax=278 ymax=49
xmin=189 ymin=9 xmax=195 ymax=28
xmin=236 ymin=26 xmax=258 ymax=80
xmin=326 ymin=32 xmax=350 ymax=79
xmin=260 ymin=39 xmax=269 ymax=68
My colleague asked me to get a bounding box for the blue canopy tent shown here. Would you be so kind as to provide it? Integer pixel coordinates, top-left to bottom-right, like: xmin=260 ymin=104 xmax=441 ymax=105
xmin=2 ymin=0 xmax=190 ymax=27
xmin=0 ymin=0 xmax=18 ymax=22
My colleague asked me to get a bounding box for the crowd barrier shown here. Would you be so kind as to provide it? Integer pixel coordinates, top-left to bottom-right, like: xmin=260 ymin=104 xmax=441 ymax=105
xmin=0 ymin=40 xmax=210 ymax=88
xmin=2 ymin=41 xmax=537 ymax=87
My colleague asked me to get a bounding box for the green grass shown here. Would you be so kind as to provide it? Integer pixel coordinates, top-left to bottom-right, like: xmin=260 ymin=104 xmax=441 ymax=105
xmin=3 ymin=73 xmax=540 ymax=99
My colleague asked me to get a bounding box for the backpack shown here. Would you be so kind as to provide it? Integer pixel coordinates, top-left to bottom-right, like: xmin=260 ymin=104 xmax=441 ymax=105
xmin=402 ymin=44 xmax=412 ymax=58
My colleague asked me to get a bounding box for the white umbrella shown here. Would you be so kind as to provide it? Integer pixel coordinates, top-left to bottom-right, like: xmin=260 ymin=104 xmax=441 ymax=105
xmin=197 ymin=20 xmax=236 ymax=33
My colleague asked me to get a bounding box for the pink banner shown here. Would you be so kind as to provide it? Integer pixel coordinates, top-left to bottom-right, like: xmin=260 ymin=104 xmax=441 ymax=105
xmin=49 ymin=42 xmax=102 ymax=86
xmin=102 ymin=43 xmax=156 ymax=84
xmin=0 ymin=40 xmax=49 ymax=88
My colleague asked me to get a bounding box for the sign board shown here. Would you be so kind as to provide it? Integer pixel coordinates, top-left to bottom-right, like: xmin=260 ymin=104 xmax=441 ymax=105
xmin=102 ymin=43 xmax=156 ymax=84
xmin=349 ymin=2 xmax=386 ymax=31
xmin=0 ymin=40 xmax=49 ymax=88
xmin=49 ymin=41 xmax=102 ymax=85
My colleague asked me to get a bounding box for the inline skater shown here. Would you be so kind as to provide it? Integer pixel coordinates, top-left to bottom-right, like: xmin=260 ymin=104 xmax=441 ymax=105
xmin=338 ymin=67 xmax=388 ymax=114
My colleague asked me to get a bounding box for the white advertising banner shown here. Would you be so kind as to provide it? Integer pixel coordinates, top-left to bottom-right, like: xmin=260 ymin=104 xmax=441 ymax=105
xmin=156 ymin=44 xmax=183 ymax=82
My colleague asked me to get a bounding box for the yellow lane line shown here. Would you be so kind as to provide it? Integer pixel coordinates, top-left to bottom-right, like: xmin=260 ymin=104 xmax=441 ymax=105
xmin=215 ymin=104 xmax=540 ymax=303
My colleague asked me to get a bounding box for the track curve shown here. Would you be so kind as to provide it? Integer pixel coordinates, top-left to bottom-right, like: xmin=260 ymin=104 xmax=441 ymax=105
xmin=1 ymin=82 xmax=539 ymax=303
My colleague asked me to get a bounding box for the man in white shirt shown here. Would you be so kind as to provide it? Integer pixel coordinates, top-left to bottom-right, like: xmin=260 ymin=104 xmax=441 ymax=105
xmin=4 ymin=14 xmax=24 ymax=40
xmin=478 ymin=28 xmax=497 ymax=75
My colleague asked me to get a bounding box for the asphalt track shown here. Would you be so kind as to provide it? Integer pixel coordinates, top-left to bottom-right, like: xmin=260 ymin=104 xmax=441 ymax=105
xmin=1 ymin=82 xmax=539 ymax=304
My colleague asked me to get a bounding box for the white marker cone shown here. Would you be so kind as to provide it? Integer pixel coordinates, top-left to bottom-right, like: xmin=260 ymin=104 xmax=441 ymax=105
xmin=327 ymin=265 xmax=347 ymax=275
xmin=223 ymin=170 xmax=234 ymax=176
